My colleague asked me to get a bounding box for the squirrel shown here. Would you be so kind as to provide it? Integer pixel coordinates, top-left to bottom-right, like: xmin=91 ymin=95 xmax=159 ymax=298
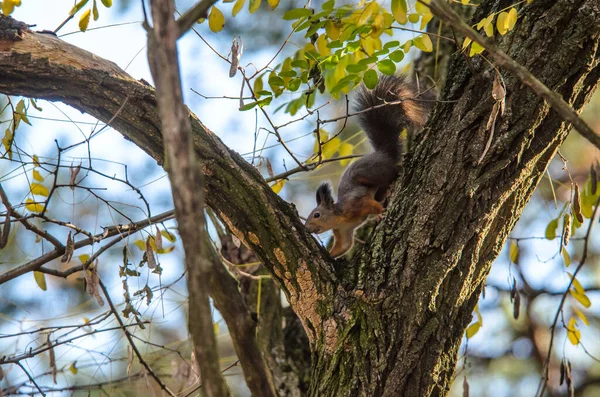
xmin=305 ymin=74 xmax=434 ymax=257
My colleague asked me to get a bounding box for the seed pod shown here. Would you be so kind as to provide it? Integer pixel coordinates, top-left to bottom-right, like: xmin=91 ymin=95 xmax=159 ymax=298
xmin=573 ymin=183 xmax=584 ymax=223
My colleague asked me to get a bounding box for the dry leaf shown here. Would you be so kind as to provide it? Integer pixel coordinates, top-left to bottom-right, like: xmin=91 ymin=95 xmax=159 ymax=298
xmin=61 ymin=231 xmax=74 ymax=263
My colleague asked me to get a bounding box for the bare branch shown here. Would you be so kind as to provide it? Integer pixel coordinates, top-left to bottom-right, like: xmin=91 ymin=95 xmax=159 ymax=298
xmin=146 ymin=1 xmax=229 ymax=395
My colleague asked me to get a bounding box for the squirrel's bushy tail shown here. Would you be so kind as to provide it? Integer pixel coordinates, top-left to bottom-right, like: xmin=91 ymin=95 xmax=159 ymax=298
xmin=355 ymin=74 xmax=434 ymax=161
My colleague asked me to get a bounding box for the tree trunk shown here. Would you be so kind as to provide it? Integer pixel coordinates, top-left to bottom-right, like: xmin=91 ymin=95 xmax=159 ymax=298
xmin=0 ymin=0 xmax=599 ymax=394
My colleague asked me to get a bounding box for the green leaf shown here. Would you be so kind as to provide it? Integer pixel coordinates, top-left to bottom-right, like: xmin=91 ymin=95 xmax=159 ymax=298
xmin=101 ymin=0 xmax=112 ymax=6
xmin=282 ymin=8 xmax=312 ymax=20
xmin=389 ymin=50 xmax=404 ymax=62
xmin=363 ymin=69 xmax=378 ymax=89
xmin=545 ymin=218 xmax=558 ymax=240
xmin=377 ymin=59 xmax=396 ymax=75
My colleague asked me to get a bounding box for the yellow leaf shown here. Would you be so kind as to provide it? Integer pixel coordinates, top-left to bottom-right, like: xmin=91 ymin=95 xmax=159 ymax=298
xmin=161 ymin=230 xmax=176 ymax=242
xmin=69 ymin=361 xmax=78 ymax=374
xmin=462 ymin=37 xmax=472 ymax=50
xmin=563 ymin=249 xmax=571 ymax=267
xmin=316 ymin=34 xmax=330 ymax=56
xmin=271 ymin=179 xmax=285 ymax=194
xmin=414 ymin=34 xmax=433 ymax=52
xmin=571 ymin=289 xmax=591 ymax=308
xmin=33 ymin=169 xmax=44 ymax=182
xmin=469 ymin=42 xmax=485 ymax=57
xmin=322 ymin=137 xmax=341 ymax=159
xmin=69 ymin=0 xmax=89 ymax=16
xmin=33 ymin=155 xmax=40 ymax=167
xmin=133 ymin=240 xmax=146 ymax=251
xmin=566 ymin=317 xmax=580 ymax=345
xmin=545 ymin=218 xmax=558 ymax=240
xmin=567 ymin=328 xmax=581 ymax=345
xmin=358 ymin=2 xmax=378 ymax=26
xmin=267 ymin=0 xmax=279 ymax=8
xmin=507 ymin=8 xmax=518 ymax=30
xmin=156 ymin=245 xmax=175 ymax=254
xmin=415 ymin=1 xmax=430 ymax=15
xmin=496 ymin=12 xmax=509 ymax=35
xmin=567 ymin=272 xmax=585 ymax=294
xmin=79 ymin=254 xmax=90 ymax=264
xmin=339 ymin=142 xmax=354 ymax=165
xmin=408 ymin=13 xmax=420 ymax=24
xmin=214 ymin=322 xmax=220 ymax=335
xmin=509 ymin=241 xmax=519 ymax=263
xmin=249 ymin=0 xmax=261 ymax=14
xmin=208 ymin=6 xmax=225 ymax=32
xmin=101 ymin=0 xmax=112 ymax=6
xmin=483 ymin=18 xmax=494 ymax=37
xmin=30 ymin=183 xmax=49 ymax=197
xmin=462 ymin=0 xmax=470 ymax=4
xmin=2 ymin=0 xmax=15 ymax=15
xmin=325 ymin=20 xmax=341 ymax=40
xmin=465 ymin=322 xmax=481 ymax=339
xmin=34 ymin=271 xmax=47 ymax=291
xmin=25 ymin=198 xmax=44 ymax=213
xmin=79 ymin=8 xmax=91 ymax=32
xmin=391 ymin=0 xmax=407 ymax=24
xmin=232 ymin=0 xmax=245 ymax=16
xmin=574 ymin=307 xmax=589 ymax=326
xmin=420 ymin=13 xmax=433 ymax=31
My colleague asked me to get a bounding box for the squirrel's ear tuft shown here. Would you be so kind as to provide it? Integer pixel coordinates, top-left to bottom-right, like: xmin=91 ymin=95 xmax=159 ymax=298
xmin=316 ymin=183 xmax=334 ymax=208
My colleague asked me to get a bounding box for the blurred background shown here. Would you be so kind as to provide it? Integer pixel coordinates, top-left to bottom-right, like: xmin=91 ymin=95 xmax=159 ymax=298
xmin=1 ymin=1 xmax=600 ymax=396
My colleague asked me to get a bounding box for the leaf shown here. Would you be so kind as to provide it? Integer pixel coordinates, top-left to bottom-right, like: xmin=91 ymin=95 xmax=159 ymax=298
xmin=271 ymin=179 xmax=285 ymax=194
xmin=566 ymin=317 xmax=580 ymax=345
xmin=161 ymin=230 xmax=176 ymax=242
xmin=414 ymin=35 xmax=433 ymax=52
xmin=316 ymin=34 xmax=330 ymax=56
xmin=469 ymin=41 xmax=484 ymax=57
xmin=62 ymin=232 xmax=75 ymax=263
xmin=283 ymin=8 xmax=312 ymax=20
xmin=79 ymin=254 xmax=90 ymax=264
xmin=69 ymin=361 xmax=78 ymax=374
xmin=322 ymin=137 xmax=341 ymax=159
xmin=249 ymin=0 xmax=261 ymax=13
xmin=25 ymin=198 xmax=44 ymax=213
xmin=93 ymin=0 xmax=99 ymax=20
xmin=34 ymin=271 xmax=47 ymax=291
xmin=133 ymin=240 xmax=146 ymax=251
xmin=496 ymin=12 xmax=509 ymax=35
xmin=2 ymin=0 xmax=15 ymax=15
xmin=571 ymin=289 xmax=591 ymax=308
xmin=30 ymin=183 xmax=49 ymax=197
xmin=267 ymin=0 xmax=279 ymax=9
xmin=391 ymin=0 xmax=408 ymax=24
xmin=69 ymin=0 xmax=89 ymax=16
xmin=363 ymin=69 xmax=378 ymax=89
xmin=208 ymin=6 xmax=225 ymax=32
xmin=358 ymin=1 xmax=378 ymax=26
xmin=507 ymin=8 xmax=518 ymax=30
xmin=32 ymin=169 xmax=44 ymax=181
xmin=339 ymin=142 xmax=354 ymax=165
xmin=101 ymin=0 xmax=112 ymax=6
xmin=79 ymin=8 xmax=91 ymax=32
xmin=545 ymin=218 xmax=558 ymax=240
xmin=509 ymin=241 xmax=519 ymax=263
xmin=563 ymin=249 xmax=571 ymax=267
xmin=574 ymin=307 xmax=589 ymax=326
xmin=377 ymin=59 xmax=396 ymax=75
xmin=389 ymin=50 xmax=404 ymax=62
xmin=465 ymin=322 xmax=480 ymax=339
xmin=483 ymin=18 xmax=494 ymax=37
xmin=232 ymin=0 xmax=245 ymax=16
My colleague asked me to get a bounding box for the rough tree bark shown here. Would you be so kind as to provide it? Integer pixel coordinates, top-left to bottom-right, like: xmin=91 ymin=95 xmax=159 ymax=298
xmin=0 ymin=0 xmax=599 ymax=395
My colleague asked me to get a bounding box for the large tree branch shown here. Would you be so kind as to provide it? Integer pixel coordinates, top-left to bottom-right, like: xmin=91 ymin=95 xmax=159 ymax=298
xmin=0 ymin=17 xmax=335 ymax=344
xmin=428 ymin=0 xmax=600 ymax=150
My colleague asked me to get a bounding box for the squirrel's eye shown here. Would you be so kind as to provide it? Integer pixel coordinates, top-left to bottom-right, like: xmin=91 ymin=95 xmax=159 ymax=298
xmin=313 ymin=212 xmax=321 ymax=219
